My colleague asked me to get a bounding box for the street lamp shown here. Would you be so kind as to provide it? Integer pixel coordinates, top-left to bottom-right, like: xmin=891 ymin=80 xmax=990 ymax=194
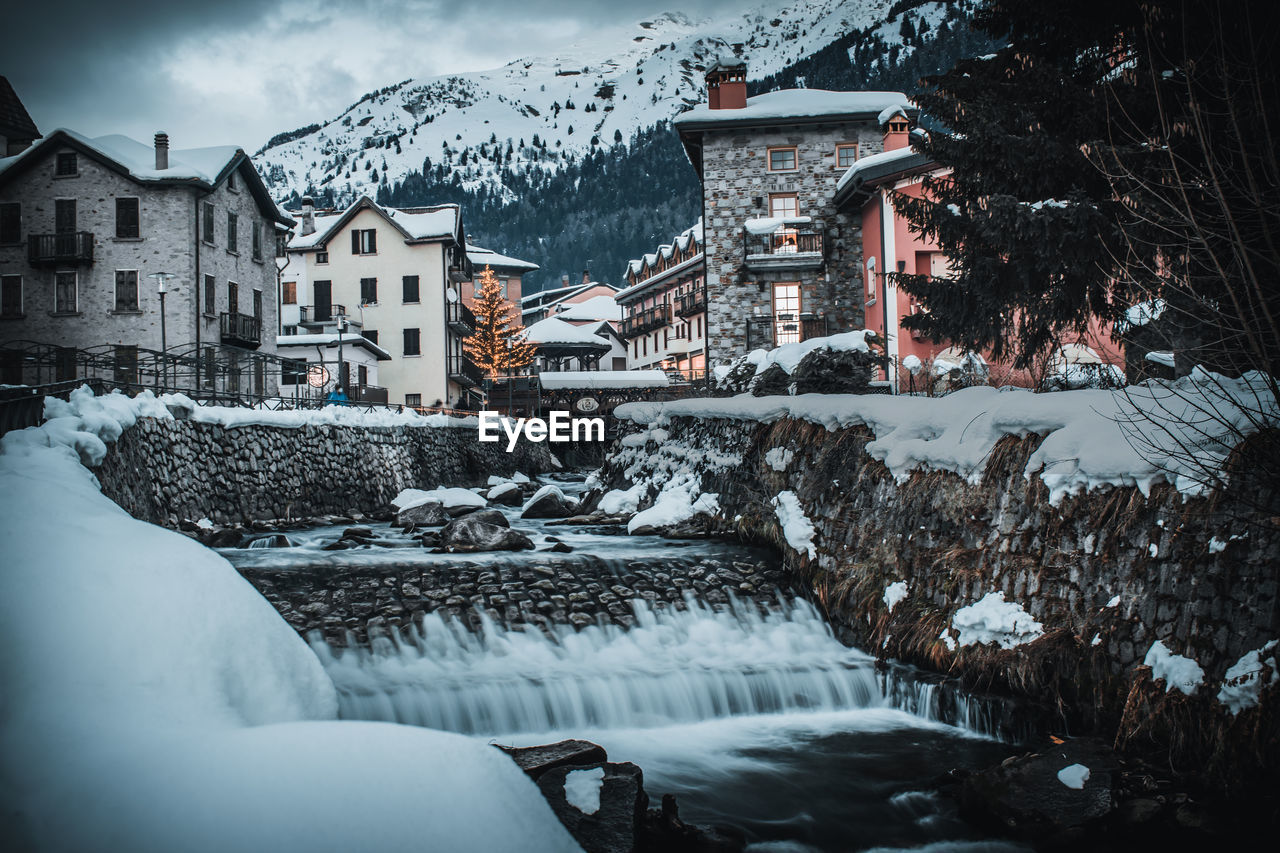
xmin=148 ymin=271 xmax=177 ymax=390
xmin=335 ymin=309 xmax=348 ymax=399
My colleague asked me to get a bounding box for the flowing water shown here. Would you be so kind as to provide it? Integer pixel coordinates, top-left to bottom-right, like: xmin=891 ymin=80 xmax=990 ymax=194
xmin=229 ymin=476 xmax=1031 ymax=852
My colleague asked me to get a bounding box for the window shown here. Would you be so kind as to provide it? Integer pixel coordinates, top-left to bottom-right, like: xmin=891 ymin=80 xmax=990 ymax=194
xmin=54 ymin=271 xmax=77 ymax=313
xmin=351 ymin=228 xmax=377 ymax=254
xmin=362 ymin=330 xmax=379 ymax=345
xmin=202 ymin=203 xmax=215 ymax=244
xmin=402 ymin=275 xmax=420 ymax=303
xmin=55 ymin=152 xmax=77 ymax=176
xmin=357 ymin=364 xmax=367 ymax=387
xmin=1 ymin=275 xmax=21 ymax=316
xmin=252 ymin=223 xmax=262 ymax=260
xmin=227 ymin=281 xmax=239 ymax=313
xmin=227 ymin=211 xmax=238 ymax=253
xmin=252 ymin=289 xmax=262 ymax=321
xmin=836 ymin=144 xmax=857 ymax=169
xmin=403 ymin=328 xmax=421 ymax=356
xmin=204 ymin=274 xmax=216 ymax=314
xmin=114 ymin=198 xmax=140 ymax=239
xmin=55 ymin=199 xmax=76 ymax=233
xmin=768 ymin=146 xmax=797 ymax=171
xmin=114 ymin=345 xmax=138 ymax=385
xmin=866 ymin=257 xmax=877 ymax=299
xmin=773 ymin=282 xmax=801 ymax=345
xmin=0 ymin=203 xmax=20 ymax=243
xmin=282 ymin=281 xmax=297 ymax=304
xmin=769 ymin=193 xmax=799 ymax=218
xmin=226 ymin=171 xmax=237 ymax=192
xmin=114 ymin=270 xmax=139 ymax=311
xmin=282 ymin=325 xmax=298 ymax=336
xmin=316 ymin=251 xmax=329 ymax=264
xmin=405 ymin=393 xmax=422 ymax=407
xmin=360 ymin=277 xmax=378 ymax=305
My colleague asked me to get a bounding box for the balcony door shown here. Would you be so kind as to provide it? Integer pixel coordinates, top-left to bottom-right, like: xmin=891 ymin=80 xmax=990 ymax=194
xmin=313 ymin=280 xmax=332 ymax=321
xmin=55 ymin=199 xmax=76 ymax=233
xmin=773 ymin=282 xmax=801 ymax=345
xmin=769 ymin=194 xmax=799 ymax=253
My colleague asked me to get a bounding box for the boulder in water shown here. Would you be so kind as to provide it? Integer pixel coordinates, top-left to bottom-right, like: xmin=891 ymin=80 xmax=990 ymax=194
xmin=247 ymin=533 xmax=293 ymax=549
xmin=536 ymin=762 xmax=648 ymax=853
xmin=521 ymin=485 xmax=575 ymax=519
xmin=487 ymin=482 xmax=524 ymax=506
xmin=465 ymin=509 xmax=511 ymax=528
xmin=438 ymin=515 xmax=533 ymax=553
xmin=496 ymin=740 xmax=608 ymax=780
xmin=396 ymin=501 xmax=448 ymax=528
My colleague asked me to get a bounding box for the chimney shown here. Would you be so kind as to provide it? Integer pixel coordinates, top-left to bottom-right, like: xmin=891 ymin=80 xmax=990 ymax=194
xmin=300 ymin=196 xmax=316 ymax=236
xmin=706 ymin=58 xmax=747 ymax=110
xmin=582 ymin=268 xmax=591 ymax=284
xmin=154 ymin=132 xmax=169 ymax=170
xmin=561 ymin=274 xmax=570 ymax=287
xmin=881 ymin=106 xmax=910 ymax=152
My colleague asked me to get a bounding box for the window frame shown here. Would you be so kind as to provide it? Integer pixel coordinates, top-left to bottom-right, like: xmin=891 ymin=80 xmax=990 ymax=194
xmin=0 ymin=202 xmax=21 ymax=244
xmin=405 ymin=393 xmax=422 ymax=408
xmin=113 ymin=269 xmax=140 ymax=312
xmin=402 ymin=327 xmax=421 ymax=356
xmin=54 ymin=270 xmax=78 ymax=314
xmin=316 ymin=250 xmax=329 ymax=265
xmin=360 ymin=277 xmax=378 ymax=305
xmin=769 ymin=193 xmax=799 ymax=219
xmin=835 ymin=143 xmax=858 ymax=169
xmin=1 ymin=274 xmax=23 ymax=317
xmin=202 ymin=202 xmax=215 ymax=245
xmin=227 ymin=280 xmax=239 ymax=314
xmin=204 ymin=273 xmax=216 ymax=315
xmin=281 ymin=281 xmax=297 ymax=305
xmin=55 ymin=152 xmax=78 ymax=177
xmin=226 ymin=211 xmax=238 ymax=254
xmin=251 ymin=222 xmax=262 ymax=261
xmin=772 ymin=281 xmax=802 ymax=346
xmin=351 ymin=228 xmax=377 ymax=255
xmin=402 ymin=275 xmax=420 ymax=303
xmin=767 ymin=146 xmax=798 ymax=172
xmin=115 ymin=197 xmax=141 ymax=239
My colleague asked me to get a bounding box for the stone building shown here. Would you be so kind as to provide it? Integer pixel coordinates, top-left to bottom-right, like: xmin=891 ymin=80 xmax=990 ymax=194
xmin=617 ymin=220 xmax=707 ymax=377
xmin=0 ymin=128 xmax=293 ymax=393
xmin=674 ymin=60 xmax=912 ymax=363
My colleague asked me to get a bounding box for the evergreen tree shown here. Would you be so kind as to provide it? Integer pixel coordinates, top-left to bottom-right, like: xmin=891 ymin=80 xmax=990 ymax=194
xmin=464 ymin=267 xmax=536 ymax=377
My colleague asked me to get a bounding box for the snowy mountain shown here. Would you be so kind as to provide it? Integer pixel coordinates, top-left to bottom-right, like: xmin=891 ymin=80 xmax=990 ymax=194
xmin=256 ymin=0 xmax=906 ymax=204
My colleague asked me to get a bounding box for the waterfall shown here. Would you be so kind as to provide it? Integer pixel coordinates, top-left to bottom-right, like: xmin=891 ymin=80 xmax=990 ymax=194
xmin=311 ymin=594 xmax=1020 ymax=740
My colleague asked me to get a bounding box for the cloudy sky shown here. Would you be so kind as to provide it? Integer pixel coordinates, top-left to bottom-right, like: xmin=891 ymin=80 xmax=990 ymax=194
xmin=10 ymin=0 xmax=744 ymax=152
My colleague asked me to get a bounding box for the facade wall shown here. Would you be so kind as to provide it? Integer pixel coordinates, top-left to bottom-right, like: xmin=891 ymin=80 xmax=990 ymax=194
xmin=619 ymin=260 xmax=707 ymax=375
xmin=700 ymin=121 xmax=883 ymax=364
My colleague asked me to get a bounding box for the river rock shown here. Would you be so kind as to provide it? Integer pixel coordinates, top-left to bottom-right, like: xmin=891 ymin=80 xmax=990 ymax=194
xmin=340 ymin=526 xmax=374 ymax=541
xmin=248 ymin=533 xmax=292 ymax=548
xmin=396 ymin=501 xmax=447 ymax=527
xmin=466 ymin=509 xmax=512 ymax=528
xmin=205 ymin=528 xmax=244 ymax=548
xmin=521 ymin=486 xmax=576 ymax=519
xmin=487 ymin=483 xmax=524 ymax=506
xmin=537 ymin=762 xmax=647 ymax=853
xmin=496 ymin=740 xmax=608 ymax=779
xmin=957 ymin=737 xmax=1117 ymax=838
xmin=439 ymin=515 xmax=534 ymax=553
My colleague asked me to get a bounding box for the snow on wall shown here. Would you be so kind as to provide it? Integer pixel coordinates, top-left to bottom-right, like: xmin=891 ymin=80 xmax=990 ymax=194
xmin=0 ymin=387 xmax=578 ymax=852
xmin=617 ymin=369 xmax=1279 ymax=504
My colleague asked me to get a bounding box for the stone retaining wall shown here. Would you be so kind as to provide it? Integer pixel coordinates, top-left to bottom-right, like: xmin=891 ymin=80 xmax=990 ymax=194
xmin=96 ymin=417 xmax=557 ymax=527
xmin=593 ymin=415 xmax=1280 ymax=777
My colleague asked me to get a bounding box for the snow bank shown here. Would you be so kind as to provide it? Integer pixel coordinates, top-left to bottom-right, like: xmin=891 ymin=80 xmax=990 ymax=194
xmin=627 ymin=484 xmax=719 ymax=534
xmin=753 ymin=330 xmax=874 ymax=375
xmin=0 ymin=388 xmax=579 ymax=853
xmin=1216 ymin=641 xmax=1278 ymax=714
xmin=947 ymin=592 xmax=1044 ymax=650
xmin=393 ymin=486 xmax=487 ymax=511
xmin=161 ymin=393 xmax=475 ymax=429
xmin=616 ymin=369 xmax=1279 ymax=503
xmin=771 ymin=491 xmax=817 ymax=558
xmin=1144 ymin=640 xmax=1205 ymax=695
xmin=598 ymin=483 xmax=644 ymax=515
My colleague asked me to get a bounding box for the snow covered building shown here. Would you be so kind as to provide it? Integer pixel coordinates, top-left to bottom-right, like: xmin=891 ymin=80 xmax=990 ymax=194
xmin=275 ymin=329 xmax=392 ymax=404
xmin=283 ymin=196 xmax=483 ymax=409
xmin=0 ymin=128 xmax=293 ymax=393
xmin=519 ymin=272 xmax=618 ymax=326
xmin=674 ymin=60 xmax=912 ymax=364
xmin=617 ymin=220 xmax=707 ymax=377
xmin=464 ymin=245 xmax=539 ymax=323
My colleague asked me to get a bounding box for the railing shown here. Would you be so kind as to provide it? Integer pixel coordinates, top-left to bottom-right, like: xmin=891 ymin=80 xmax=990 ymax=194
xmin=446 ymin=300 xmax=476 ymax=334
xmin=349 ymin=383 xmax=388 ymax=404
xmin=619 ymin=304 xmax=671 ymax=339
xmin=28 ymin=232 xmax=94 ymax=266
xmin=674 ymin=290 xmax=706 ymax=318
xmin=447 ymin=353 xmax=484 ymax=387
xmin=743 ymin=230 xmax=824 ymax=266
xmin=298 ymin=304 xmax=347 ymax=324
xmin=219 ymin=312 xmax=262 ymax=348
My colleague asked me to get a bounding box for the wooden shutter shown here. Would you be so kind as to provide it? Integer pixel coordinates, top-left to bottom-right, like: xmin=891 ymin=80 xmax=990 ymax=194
xmin=352 ymin=229 xmax=361 ymax=254
xmin=368 ymin=229 xmax=376 ymax=253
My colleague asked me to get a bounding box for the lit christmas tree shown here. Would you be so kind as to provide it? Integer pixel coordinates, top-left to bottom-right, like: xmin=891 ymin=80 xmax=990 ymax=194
xmin=464 ymin=266 xmax=536 ymax=377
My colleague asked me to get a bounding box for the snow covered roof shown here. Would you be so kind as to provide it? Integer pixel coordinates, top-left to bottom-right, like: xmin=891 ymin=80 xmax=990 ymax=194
xmin=618 ymin=220 xmax=704 ymax=299
xmin=0 ymin=128 xmax=293 ymax=225
xmin=275 ymin=333 xmax=392 ymax=360
xmin=522 ymin=316 xmax=613 ymax=347
xmin=834 ymin=145 xmax=938 ymax=202
xmin=877 ymin=103 xmax=910 ymax=125
xmin=554 ymin=295 xmax=621 ymax=322
xmin=539 ymin=370 xmax=670 ymax=390
xmin=467 ymin=245 xmax=539 ymax=273
xmin=674 ymin=90 xmax=912 ymax=131
xmin=286 ymin=196 xmax=461 ymax=251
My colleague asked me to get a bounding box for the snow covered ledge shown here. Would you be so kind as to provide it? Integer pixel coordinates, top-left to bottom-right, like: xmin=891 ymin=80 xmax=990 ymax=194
xmin=0 ymin=392 xmax=578 ymax=850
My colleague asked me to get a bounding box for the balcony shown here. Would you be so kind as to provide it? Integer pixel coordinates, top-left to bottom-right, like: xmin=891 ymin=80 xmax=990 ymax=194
xmin=447 ymin=353 xmax=484 ymax=387
xmin=446 ymin=300 xmax=475 ymax=335
xmin=349 ymin=384 xmax=388 ymax=405
xmin=674 ymin=290 xmax=706 ymax=318
xmin=219 ymin=312 xmax=262 ymax=349
xmin=619 ymin=304 xmax=671 ymax=339
xmin=28 ymin=232 xmax=94 ymax=267
xmin=743 ymin=228 xmax=824 ymax=272
xmin=298 ymin=304 xmax=347 ymax=325
xmin=448 ymin=254 xmax=474 ymax=284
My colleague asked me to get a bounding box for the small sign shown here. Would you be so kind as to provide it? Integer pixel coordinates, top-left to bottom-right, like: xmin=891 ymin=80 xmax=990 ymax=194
xmin=306 ymin=365 xmax=330 ymax=387
xmin=574 ymin=396 xmax=600 ymax=413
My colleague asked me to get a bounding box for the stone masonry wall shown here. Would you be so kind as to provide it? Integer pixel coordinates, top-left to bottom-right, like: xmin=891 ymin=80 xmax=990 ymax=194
xmin=594 ymin=415 xmax=1280 ymax=771
xmin=96 ymin=417 xmax=556 ymax=526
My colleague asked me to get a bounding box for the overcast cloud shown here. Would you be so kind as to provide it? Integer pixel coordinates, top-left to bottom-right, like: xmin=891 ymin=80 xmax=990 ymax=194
xmin=9 ymin=0 xmax=746 ymax=152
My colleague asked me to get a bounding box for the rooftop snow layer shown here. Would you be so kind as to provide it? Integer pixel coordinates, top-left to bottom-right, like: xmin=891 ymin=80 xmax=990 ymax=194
xmin=554 ymin=295 xmax=622 ymax=322
xmin=523 ymin=316 xmax=613 ymax=346
xmin=674 ymin=89 xmax=910 ymax=129
xmin=836 ymin=145 xmax=932 ymax=192
xmin=468 ymin=245 xmax=540 ymax=272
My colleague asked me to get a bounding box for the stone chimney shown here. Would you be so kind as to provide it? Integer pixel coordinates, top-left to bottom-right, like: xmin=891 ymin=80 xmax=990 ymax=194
xmin=881 ymin=106 xmax=911 ymax=152
xmin=706 ymin=58 xmax=747 ymax=110
xmin=154 ymin=132 xmax=169 ymax=170
xmin=582 ymin=268 xmax=591 ymax=284
xmin=300 ymin=196 xmax=316 ymax=236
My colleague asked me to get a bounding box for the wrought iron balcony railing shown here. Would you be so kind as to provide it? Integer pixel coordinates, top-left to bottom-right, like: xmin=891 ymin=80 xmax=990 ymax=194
xmin=674 ymin=290 xmax=706 ymax=318
xmin=28 ymin=232 xmax=94 ymax=266
xmin=619 ymin=304 xmax=671 ymax=339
